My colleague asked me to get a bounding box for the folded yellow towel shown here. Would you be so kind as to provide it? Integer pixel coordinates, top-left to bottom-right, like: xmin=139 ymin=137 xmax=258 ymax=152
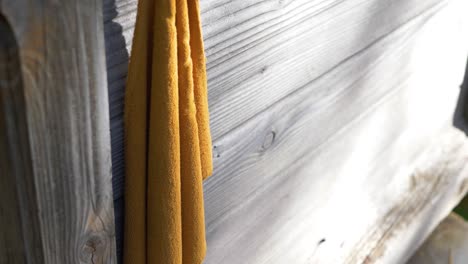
xmin=123 ymin=0 xmax=212 ymax=262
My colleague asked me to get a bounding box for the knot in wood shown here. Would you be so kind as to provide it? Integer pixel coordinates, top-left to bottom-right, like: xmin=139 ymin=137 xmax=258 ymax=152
xmin=277 ymin=0 xmax=287 ymax=7
xmin=79 ymin=233 xmax=106 ymax=263
xmin=262 ymin=130 xmax=276 ymax=151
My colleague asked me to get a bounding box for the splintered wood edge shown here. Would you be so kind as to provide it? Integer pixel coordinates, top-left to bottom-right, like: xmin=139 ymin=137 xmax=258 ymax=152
xmin=347 ymin=128 xmax=468 ymax=263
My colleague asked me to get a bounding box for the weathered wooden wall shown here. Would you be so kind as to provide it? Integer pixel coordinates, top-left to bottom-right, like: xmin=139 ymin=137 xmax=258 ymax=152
xmin=0 ymin=1 xmax=116 ymax=263
xmin=102 ymin=0 xmax=468 ymax=263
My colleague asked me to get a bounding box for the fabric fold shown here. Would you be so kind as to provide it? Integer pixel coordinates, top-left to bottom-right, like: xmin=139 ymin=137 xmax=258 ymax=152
xmin=123 ymin=0 xmax=212 ymax=263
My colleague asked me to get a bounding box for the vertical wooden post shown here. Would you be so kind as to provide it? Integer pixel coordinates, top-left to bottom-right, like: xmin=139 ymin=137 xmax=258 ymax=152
xmin=0 ymin=0 xmax=116 ymax=263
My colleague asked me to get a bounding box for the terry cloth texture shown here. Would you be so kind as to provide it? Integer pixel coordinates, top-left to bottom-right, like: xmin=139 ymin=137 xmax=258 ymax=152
xmin=123 ymin=0 xmax=213 ymax=263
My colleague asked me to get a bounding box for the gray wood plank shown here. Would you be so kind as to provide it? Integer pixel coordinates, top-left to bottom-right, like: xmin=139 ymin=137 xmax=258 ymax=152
xmin=201 ymin=0 xmax=468 ymax=262
xmin=202 ymin=0 xmax=444 ymax=140
xmin=0 ymin=1 xmax=116 ymax=263
xmin=206 ymin=127 xmax=468 ymax=263
xmin=204 ymin=6 xmax=437 ymax=230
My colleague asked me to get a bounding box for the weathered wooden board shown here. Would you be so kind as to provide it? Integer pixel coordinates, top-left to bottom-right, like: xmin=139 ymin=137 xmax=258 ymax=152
xmin=0 ymin=1 xmax=116 ymax=263
xmin=102 ymin=0 xmax=468 ymax=263
xmin=204 ymin=7 xmax=444 ymax=227
xmin=201 ymin=0 xmax=446 ymax=139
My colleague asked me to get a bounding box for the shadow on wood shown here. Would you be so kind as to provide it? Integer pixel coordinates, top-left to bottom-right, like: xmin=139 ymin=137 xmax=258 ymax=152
xmin=0 ymin=13 xmax=44 ymax=264
xmin=102 ymin=0 xmax=131 ymax=260
xmin=453 ymin=57 xmax=468 ymax=134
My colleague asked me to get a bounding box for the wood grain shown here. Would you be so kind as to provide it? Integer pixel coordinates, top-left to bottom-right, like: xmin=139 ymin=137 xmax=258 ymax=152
xmin=0 ymin=1 xmax=116 ymax=263
xmin=202 ymin=0 xmax=468 ymax=262
xmin=202 ymin=0 xmax=444 ymax=139
xmin=204 ymin=6 xmax=440 ymax=231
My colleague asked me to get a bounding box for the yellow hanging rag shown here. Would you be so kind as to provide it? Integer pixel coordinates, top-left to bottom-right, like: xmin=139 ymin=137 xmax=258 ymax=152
xmin=123 ymin=0 xmax=213 ymax=262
